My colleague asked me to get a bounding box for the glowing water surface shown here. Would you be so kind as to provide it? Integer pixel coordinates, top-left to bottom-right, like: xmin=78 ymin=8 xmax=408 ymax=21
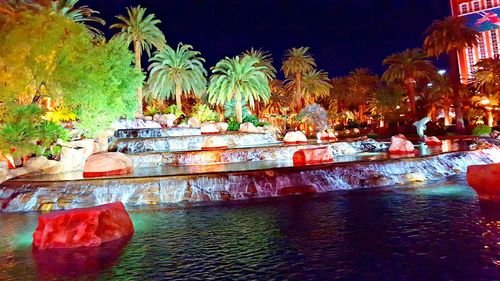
xmin=0 ymin=180 xmax=498 ymax=281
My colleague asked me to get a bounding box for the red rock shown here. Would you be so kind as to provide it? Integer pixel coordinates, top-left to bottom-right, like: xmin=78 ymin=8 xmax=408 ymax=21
xmin=293 ymin=147 xmax=333 ymax=165
xmin=389 ymin=134 xmax=417 ymax=154
xmin=33 ymin=202 xmax=134 ymax=250
xmin=83 ymin=152 xmax=133 ymax=178
xmin=425 ymin=136 xmax=442 ymax=146
xmin=467 ymin=163 xmax=500 ymax=202
xmin=284 ymin=131 xmax=308 ymax=144
xmin=279 ymin=185 xmax=316 ymax=196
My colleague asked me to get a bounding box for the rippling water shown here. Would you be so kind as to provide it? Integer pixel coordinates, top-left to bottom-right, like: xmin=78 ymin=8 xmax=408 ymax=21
xmin=0 ymin=180 xmax=499 ymax=281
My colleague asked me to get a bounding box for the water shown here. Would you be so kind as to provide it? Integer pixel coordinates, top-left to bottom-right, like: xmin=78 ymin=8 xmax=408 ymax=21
xmin=0 ymin=181 xmax=499 ymax=281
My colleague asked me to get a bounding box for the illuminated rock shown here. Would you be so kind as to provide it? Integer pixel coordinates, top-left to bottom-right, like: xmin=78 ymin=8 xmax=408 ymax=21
xmin=425 ymin=136 xmax=442 ymax=146
xmin=83 ymin=152 xmax=133 ymax=178
xmin=293 ymin=147 xmax=333 ymax=165
xmin=32 ymin=202 xmax=134 ymax=250
xmin=467 ymin=163 xmax=500 ymax=201
xmin=215 ymin=122 xmax=229 ymax=133
xmin=201 ymin=136 xmax=228 ymax=149
xmin=283 ymin=131 xmax=307 ymax=143
xmin=200 ymin=122 xmax=220 ymax=134
xmin=188 ymin=117 xmax=201 ymax=127
xmin=239 ymin=122 xmax=259 ymax=133
xmin=388 ymin=134 xmax=417 ymax=154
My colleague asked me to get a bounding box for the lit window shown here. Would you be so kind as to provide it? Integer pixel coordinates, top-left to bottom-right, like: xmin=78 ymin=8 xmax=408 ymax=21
xmin=460 ymin=3 xmax=469 ymax=14
xmin=486 ymin=0 xmax=493 ymax=8
xmin=479 ymin=33 xmax=487 ymax=59
xmin=491 ymin=30 xmax=499 ymax=55
xmin=473 ymin=0 xmax=481 ymax=11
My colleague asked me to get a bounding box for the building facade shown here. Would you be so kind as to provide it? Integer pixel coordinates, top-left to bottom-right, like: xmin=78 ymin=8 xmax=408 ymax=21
xmin=451 ymin=0 xmax=500 ymax=82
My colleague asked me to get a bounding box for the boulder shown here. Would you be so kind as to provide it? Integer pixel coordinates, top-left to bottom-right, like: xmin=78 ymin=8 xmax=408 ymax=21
xmin=95 ymin=129 xmax=114 ymax=153
xmin=58 ymin=146 xmax=89 ymax=172
xmin=188 ymin=117 xmax=201 ymax=128
xmin=200 ymin=122 xmax=220 ymax=134
xmin=424 ymin=136 xmax=442 ymax=147
xmin=143 ymin=116 xmax=153 ymax=121
xmin=293 ymin=147 xmax=333 ymax=165
xmin=201 ymin=136 xmax=228 ymax=149
xmin=83 ymin=152 xmax=133 ymax=178
xmin=239 ymin=122 xmax=259 ymax=133
xmin=388 ymin=134 xmax=417 ymax=154
xmin=215 ymin=122 xmax=229 ymax=133
xmin=467 ymin=163 xmax=500 ymax=201
xmin=283 ymin=131 xmax=308 ymax=143
xmin=24 ymin=156 xmax=49 ymax=172
xmin=165 ymin=114 xmax=177 ymax=127
xmin=32 ymin=202 xmax=134 ymax=250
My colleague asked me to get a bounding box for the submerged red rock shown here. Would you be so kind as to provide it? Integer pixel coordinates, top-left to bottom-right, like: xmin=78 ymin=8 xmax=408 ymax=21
xmin=293 ymin=147 xmax=333 ymax=165
xmin=32 ymin=202 xmax=134 ymax=250
xmin=467 ymin=163 xmax=500 ymax=202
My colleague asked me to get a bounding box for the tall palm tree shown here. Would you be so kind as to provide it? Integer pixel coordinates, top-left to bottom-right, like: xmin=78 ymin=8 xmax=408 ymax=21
xmin=111 ymin=5 xmax=167 ymax=114
xmin=264 ymin=79 xmax=292 ymax=115
xmin=382 ymin=48 xmax=436 ymax=121
xmin=328 ymin=77 xmax=350 ymax=114
xmin=207 ymin=56 xmax=270 ymax=123
xmin=424 ymin=16 xmax=479 ymax=131
xmin=286 ymin=70 xmax=331 ymax=106
xmin=347 ymin=68 xmax=379 ymax=121
xmin=423 ymin=74 xmax=453 ymax=124
xmin=281 ymin=47 xmax=316 ymax=111
xmin=242 ymin=48 xmax=276 ymax=81
xmin=147 ymin=43 xmax=207 ymax=111
xmin=474 ymin=57 xmax=500 ymax=91
xmin=47 ymin=0 xmax=105 ymax=38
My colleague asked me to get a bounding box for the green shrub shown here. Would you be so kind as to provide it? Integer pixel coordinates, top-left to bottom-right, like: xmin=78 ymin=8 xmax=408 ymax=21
xmin=472 ymin=124 xmax=492 ymax=136
xmin=242 ymin=114 xmax=270 ymax=127
xmin=227 ymin=117 xmax=240 ymax=131
xmin=168 ymin=105 xmax=184 ymax=117
xmin=191 ymin=104 xmax=218 ymax=123
xmin=44 ymin=106 xmax=77 ymax=123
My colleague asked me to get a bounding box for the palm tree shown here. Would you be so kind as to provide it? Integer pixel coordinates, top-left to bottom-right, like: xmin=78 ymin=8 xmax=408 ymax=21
xmin=47 ymin=0 xmax=105 ymax=38
xmin=147 ymin=43 xmax=207 ymax=111
xmin=264 ymin=79 xmax=292 ymax=115
xmin=424 ymin=16 xmax=479 ymax=131
xmin=207 ymin=56 xmax=271 ymax=123
xmin=423 ymin=74 xmax=453 ymax=124
xmin=286 ymin=70 xmax=331 ymax=106
xmin=281 ymin=47 xmax=316 ymax=111
xmin=367 ymin=85 xmax=406 ymax=124
xmin=382 ymin=48 xmax=436 ymax=121
xmin=472 ymin=58 xmax=500 ymax=126
xmin=347 ymin=68 xmax=379 ymax=122
xmin=242 ymin=48 xmax=276 ymax=81
xmin=111 ymin=6 xmax=167 ymax=114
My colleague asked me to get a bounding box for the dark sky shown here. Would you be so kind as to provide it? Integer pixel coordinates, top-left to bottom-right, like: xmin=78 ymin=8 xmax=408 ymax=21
xmin=82 ymin=0 xmax=451 ymax=77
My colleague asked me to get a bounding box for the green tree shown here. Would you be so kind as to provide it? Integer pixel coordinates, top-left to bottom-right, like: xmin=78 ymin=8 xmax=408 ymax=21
xmin=207 ymin=56 xmax=270 ymax=123
xmin=287 ymin=70 xmax=331 ymax=106
xmin=147 ymin=43 xmax=207 ymax=111
xmin=47 ymin=0 xmax=105 ymax=38
xmin=0 ymin=11 xmax=143 ymax=136
xmin=382 ymin=48 xmax=436 ymax=121
xmin=367 ymin=85 xmax=406 ymax=124
xmin=423 ymin=74 xmax=453 ymax=124
xmin=111 ymin=5 xmax=166 ymax=114
xmin=281 ymin=47 xmax=316 ymax=111
xmin=424 ymin=16 xmax=479 ymax=131
xmin=242 ymin=48 xmax=276 ymax=81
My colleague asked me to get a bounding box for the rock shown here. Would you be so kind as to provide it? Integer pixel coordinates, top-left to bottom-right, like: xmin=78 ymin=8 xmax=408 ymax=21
xmin=111 ymin=119 xmax=161 ymax=130
xmin=188 ymin=117 xmax=200 ymax=128
xmin=425 ymin=136 xmax=442 ymax=147
xmin=9 ymin=167 xmax=28 ymax=178
xmin=283 ymin=131 xmax=308 ymax=143
xmin=95 ymin=129 xmax=114 ymax=153
xmin=388 ymin=134 xmax=416 ymax=154
xmin=239 ymin=122 xmax=259 ymax=133
xmin=279 ymin=185 xmax=316 ymax=196
xmin=490 ymin=130 xmax=500 ymax=140
xmin=403 ymin=172 xmax=427 ymax=182
xmin=32 ymin=202 xmax=134 ymax=250
xmin=215 ymin=122 xmax=229 ymax=133
xmin=200 ymin=122 xmax=220 ymax=134
xmin=59 ymin=147 xmax=88 ymax=172
xmin=201 ymin=136 xmax=228 ymax=149
xmin=83 ymin=152 xmax=133 ymax=178
xmin=165 ymin=114 xmax=177 ymax=127
xmin=467 ymin=163 xmax=500 ymax=201
xmin=0 ymin=163 xmax=13 ymax=183
xmin=24 ymin=156 xmax=49 ymax=172
xmin=143 ymin=116 xmax=153 ymax=121
xmin=293 ymin=147 xmax=333 ymax=165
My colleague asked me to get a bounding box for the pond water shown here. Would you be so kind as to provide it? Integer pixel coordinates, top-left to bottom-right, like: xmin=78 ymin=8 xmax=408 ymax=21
xmin=0 ymin=179 xmax=498 ymax=281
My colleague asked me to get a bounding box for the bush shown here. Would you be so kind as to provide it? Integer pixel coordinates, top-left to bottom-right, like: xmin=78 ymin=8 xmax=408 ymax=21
xmin=472 ymin=124 xmax=492 ymax=136
xmin=44 ymin=106 xmax=77 ymax=123
xmin=191 ymin=104 xmax=218 ymax=123
xmin=227 ymin=118 xmax=240 ymax=131
xmin=167 ymin=105 xmax=184 ymax=117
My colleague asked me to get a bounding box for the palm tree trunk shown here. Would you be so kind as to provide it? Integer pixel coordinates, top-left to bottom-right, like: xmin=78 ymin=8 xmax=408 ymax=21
xmin=175 ymin=84 xmax=182 ymax=111
xmin=235 ymin=97 xmax=243 ymax=123
xmin=358 ymin=103 xmax=365 ymax=122
xmin=487 ymin=109 xmax=493 ymax=127
xmin=134 ymin=40 xmax=143 ymax=116
xmin=295 ymin=73 xmax=302 ymax=112
xmin=443 ymin=98 xmax=451 ymax=126
xmin=450 ymin=49 xmax=465 ymax=132
xmin=404 ymin=78 xmax=417 ymax=122
xmin=430 ymin=103 xmax=437 ymax=122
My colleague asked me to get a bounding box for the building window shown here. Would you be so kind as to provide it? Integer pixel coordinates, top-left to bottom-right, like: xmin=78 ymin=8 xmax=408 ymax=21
xmin=486 ymin=0 xmax=494 ymax=8
xmin=479 ymin=33 xmax=487 ymax=59
xmin=460 ymin=3 xmax=469 ymax=14
xmin=472 ymin=0 xmax=481 ymax=11
xmin=467 ymin=47 xmax=476 ymax=77
xmin=491 ymin=30 xmax=499 ymax=55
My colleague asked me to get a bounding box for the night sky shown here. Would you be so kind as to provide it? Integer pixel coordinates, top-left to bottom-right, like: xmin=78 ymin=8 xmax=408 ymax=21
xmin=82 ymin=0 xmax=451 ymax=77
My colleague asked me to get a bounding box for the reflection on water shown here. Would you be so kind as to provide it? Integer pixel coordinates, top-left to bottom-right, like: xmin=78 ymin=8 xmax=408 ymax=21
xmin=0 ymin=181 xmax=499 ymax=280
